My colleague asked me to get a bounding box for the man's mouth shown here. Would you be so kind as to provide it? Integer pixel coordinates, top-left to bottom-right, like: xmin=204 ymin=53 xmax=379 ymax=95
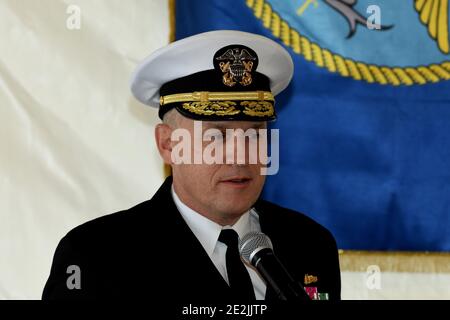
xmin=220 ymin=176 xmax=252 ymax=188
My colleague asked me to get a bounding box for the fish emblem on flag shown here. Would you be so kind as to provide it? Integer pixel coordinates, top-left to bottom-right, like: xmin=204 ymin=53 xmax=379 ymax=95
xmin=246 ymin=0 xmax=450 ymax=85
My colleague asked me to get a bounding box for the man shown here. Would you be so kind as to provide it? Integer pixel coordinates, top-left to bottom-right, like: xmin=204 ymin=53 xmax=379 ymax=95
xmin=42 ymin=30 xmax=341 ymax=301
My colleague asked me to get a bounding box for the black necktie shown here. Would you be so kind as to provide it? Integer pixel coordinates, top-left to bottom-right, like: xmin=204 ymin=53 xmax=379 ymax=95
xmin=218 ymin=229 xmax=256 ymax=300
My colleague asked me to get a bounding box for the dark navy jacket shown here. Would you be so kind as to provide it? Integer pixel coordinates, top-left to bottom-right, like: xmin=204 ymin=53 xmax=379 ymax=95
xmin=43 ymin=176 xmax=341 ymax=301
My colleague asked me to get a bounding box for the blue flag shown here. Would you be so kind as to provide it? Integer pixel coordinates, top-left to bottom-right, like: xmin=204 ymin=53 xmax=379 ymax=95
xmin=175 ymin=0 xmax=450 ymax=251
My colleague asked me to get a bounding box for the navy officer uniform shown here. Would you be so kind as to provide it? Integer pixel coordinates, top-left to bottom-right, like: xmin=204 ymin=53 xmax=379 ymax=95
xmin=42 ymin=30 xmax=341 ymax=301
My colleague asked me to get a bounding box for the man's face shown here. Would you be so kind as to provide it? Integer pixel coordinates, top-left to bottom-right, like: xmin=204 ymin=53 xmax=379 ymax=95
xmin=157 ymin=113 xmax=267 ymax=225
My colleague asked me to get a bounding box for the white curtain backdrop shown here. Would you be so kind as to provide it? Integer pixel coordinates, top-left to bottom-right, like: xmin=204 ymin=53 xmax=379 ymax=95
xmin=0 ymin=0 xmax=168 ymax=299
xmin=1 ymin=0 xmax=449 ymax=300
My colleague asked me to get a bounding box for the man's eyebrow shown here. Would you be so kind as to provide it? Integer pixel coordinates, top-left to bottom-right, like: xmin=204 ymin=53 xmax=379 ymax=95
xmin=202 ymin=122 xmax=228 ymax=130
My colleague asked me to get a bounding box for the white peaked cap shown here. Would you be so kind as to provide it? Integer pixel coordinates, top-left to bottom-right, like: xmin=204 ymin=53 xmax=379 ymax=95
xmin=130 ymin=30 xmax=294 ymax=109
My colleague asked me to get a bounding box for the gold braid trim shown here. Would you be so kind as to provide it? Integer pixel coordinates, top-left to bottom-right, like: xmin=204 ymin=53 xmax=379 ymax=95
xmin=160 ymin=91 xmax=274 ymax=105
xmin=246 ymin=0 xmax=450 ymax=86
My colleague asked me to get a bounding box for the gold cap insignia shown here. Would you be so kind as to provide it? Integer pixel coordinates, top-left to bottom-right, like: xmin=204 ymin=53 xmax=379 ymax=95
xmin=214 ymin=45 xmax=258 ymax=87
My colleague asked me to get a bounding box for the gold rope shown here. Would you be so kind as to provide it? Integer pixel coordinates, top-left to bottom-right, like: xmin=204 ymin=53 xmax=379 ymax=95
xmin=246 ymin=0 xmax=450 ymax=85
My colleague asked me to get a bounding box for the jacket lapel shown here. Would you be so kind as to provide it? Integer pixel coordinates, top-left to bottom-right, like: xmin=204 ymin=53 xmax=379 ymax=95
xmin=149 ymin=177 xmax=231 ymax=299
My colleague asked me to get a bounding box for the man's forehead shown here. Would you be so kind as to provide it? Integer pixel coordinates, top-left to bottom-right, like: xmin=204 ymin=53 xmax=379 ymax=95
xmin=200 ymin=121 xmax=267 ymax=129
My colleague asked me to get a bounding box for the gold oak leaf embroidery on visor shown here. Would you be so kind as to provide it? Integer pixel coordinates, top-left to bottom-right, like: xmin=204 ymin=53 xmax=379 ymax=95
xmin=181 ymin=101 xmax=241 ymax=116
xmin=181 ymin=101 xmax=274 ymax=117
xmin=241 ymin=101 xmax=274 ymax=117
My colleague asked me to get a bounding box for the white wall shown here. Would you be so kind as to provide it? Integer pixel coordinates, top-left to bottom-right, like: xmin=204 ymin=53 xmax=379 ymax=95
xmin=0 ymin=0 xmax=169 ymax=299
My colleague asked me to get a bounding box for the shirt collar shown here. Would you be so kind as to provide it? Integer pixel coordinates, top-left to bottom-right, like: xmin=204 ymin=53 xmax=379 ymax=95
xmin=171 ymin=185 xmax=252 ymax=258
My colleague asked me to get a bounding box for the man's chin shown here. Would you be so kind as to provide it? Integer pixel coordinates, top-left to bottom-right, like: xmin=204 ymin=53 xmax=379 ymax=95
xmin=217 ymin=203 xmax=254 ymax=219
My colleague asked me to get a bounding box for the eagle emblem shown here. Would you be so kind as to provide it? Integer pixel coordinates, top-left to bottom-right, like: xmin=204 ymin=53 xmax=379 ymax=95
xmin=214 ymin=46 xmax=257 ymax=87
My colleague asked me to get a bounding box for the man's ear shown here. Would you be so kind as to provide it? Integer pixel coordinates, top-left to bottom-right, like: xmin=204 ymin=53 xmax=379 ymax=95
xmin=155 ymin=124 xmax=173 ymax=164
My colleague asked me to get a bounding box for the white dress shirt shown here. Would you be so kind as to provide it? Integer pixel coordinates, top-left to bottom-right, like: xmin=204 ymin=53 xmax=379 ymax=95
xmin=171 ymin=186 xmax=267 ymax=300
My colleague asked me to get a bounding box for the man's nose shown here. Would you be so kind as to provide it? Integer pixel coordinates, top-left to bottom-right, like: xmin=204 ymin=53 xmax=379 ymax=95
xmin=224 ymin=132 xmax=251 ymax=165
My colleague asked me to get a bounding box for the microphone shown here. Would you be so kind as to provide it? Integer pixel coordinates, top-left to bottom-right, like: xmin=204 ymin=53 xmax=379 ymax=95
xmin=239 ymin=231 xmax=310 ymax=301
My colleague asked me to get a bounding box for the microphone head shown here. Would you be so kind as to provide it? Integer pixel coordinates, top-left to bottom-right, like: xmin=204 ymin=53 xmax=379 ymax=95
xmin=239 ymin=231 xmax=273 ymax=264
